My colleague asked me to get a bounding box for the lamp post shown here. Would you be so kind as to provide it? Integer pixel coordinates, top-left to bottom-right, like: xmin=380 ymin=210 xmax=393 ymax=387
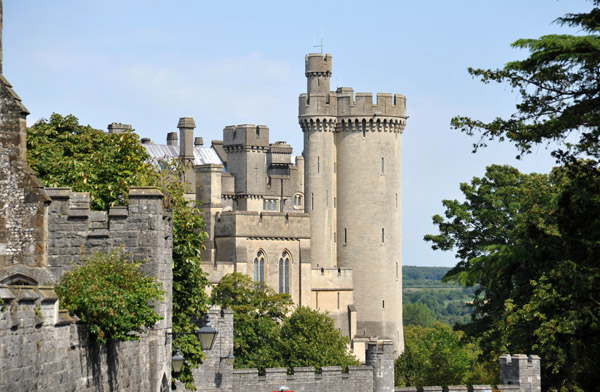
xmin=168 ymin=313 xmax=218 ymax=372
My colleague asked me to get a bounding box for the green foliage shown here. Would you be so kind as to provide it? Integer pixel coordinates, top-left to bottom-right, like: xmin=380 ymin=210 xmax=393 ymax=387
xmin=395 ymin=324 xmax=493 ymax=388
xmin=279 ymin=306 xmax=358 ymax=370
xmin=55 ymin=251 xmax=164 ymax=345
xmin=145 ymin=161 xmax=210 ymax=390
xmin=211 ymin=273 xmax=291 ymax=370
xmin=403 ymin=266 xmax=457 ymax=287
xmin=451 ymin=2 xmax=600 ymax=161
xmin=425 ymin=162 xmax=600 ymax=391
xmin=212 ymin=273 xmax=357 ymax=372
xmin=403 ymin=303 xmax=436 ymax=328
xmin=27 ymin=113 xmax=156 ymax=210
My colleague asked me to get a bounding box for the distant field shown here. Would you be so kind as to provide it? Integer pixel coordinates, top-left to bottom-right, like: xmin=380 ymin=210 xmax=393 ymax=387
xmin=403 ymin=265 xmax=475 ymax=326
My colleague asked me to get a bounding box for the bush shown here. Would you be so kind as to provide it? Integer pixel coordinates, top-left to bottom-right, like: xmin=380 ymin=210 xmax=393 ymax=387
xmin=56 ymin=251 xmax=164 ymax=344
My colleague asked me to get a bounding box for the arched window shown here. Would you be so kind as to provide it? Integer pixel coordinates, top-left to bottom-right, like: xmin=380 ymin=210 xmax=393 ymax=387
xmin=254 ymin=250 xmax=265 ymax=282
xmin=278 ymin=251 xmax=290 ymax=294
xmin=293 ymin=194 xmax=303 ymax=209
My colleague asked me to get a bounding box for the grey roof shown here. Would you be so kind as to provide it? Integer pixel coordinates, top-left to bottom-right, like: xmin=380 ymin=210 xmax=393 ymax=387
xmin=143 ymin=144 xmax=223 ymax=166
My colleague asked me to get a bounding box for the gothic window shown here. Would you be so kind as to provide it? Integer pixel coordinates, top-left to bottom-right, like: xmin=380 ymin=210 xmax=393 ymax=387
xmin=293 ymin=194 xmax=303 ymax=209
xmin=278 ymin=251 xmax=290 ymax=294
xmin=254 ymin=250 xmax=265 ymax=282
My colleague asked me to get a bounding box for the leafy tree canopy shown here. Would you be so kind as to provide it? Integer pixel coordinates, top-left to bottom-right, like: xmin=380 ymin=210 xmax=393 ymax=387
xmin=56 ymin=250 xmax=164 ymax=345
xmin=395 ymin=324 xmax=494 ymax=388
xmin=425 ymin=162 xmax=600 ymax=391
xmin=403 ymin=303 xmax=436 ymax=328
xmin=451 ymin=1 xmax=600 ymax=160
xmin=279 ymin=306 xmax=358 ymax=370
xmin=27 ymin=113 xmax=155 ymax=210
xmin=211 ymin=273 xmax=357 ymax=371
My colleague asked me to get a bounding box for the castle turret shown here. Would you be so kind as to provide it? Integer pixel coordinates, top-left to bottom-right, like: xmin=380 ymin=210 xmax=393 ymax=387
xmin=222 ymin=124 xmax=270 ymax=211
xmin=299 ymin=54 xmax=338 ymax=269
xmin=335 ymin=88 xmax=407 ymax=352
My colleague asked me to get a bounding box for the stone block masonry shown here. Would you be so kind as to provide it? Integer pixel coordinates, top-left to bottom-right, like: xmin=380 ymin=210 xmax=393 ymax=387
xmin=0 ymin=285 xmax=166 ymax=392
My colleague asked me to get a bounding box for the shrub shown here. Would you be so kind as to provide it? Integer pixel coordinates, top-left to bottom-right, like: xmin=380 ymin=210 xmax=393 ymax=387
xmin=56 ymin=251 xmax=164 ymax=344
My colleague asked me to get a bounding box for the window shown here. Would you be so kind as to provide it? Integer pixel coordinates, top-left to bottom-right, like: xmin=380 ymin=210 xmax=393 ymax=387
xmin=317 ymin=156 xmax=320 ymax=173
xmin=344 ymin=228 xmax=347 ymax=244
xmin=337 ymin=292 xmax=340 ymax=310
xmin=381 ymin=157 xmax=384 ymax=174
xmin=278 ymin=251 xmax=290 ymax=294
xmin=263 ymin=199 xmax=279 ymax=211
xmin=382 ymin=228 xmax=385 ymax=244
xmin=293 ymin=194 xmax=303 ymax=209
xmin=311 ymin=193 xmax=314 ymax=210
xmin=254 ymin=250 xmax=265 ymax=282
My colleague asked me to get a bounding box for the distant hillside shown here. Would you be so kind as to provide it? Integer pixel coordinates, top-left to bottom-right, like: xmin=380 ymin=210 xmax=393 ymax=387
xmin=402 ymin=265 xmax=475 ymax=326
xmin=403 ymin=265 xmax=455 ymax=288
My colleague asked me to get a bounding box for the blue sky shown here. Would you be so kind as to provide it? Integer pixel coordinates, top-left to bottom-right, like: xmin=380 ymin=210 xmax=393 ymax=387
xmin=3 ymin=0 xmax=591 ymax=266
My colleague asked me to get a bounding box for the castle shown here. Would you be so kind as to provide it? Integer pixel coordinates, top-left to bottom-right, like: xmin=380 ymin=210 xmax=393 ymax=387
xmin=0 ymin=2 xmax=541 ymax=390
xmin=128 ymin=53 xmax=407 ymax=353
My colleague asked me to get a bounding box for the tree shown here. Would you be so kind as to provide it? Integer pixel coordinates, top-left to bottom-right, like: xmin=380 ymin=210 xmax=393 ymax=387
xmin=56 ymin=250 xmax=164 ymax=345
xmin=451 ymin=2 xmax=600 ymax=160
xmin=211 ymin=273 xmax=291 ymax=370
xmin=278 ymin=307 xmax=358 ymax=370
xmin=403 ymin=303 xmax=436 ymax=328
xmin=211 ymin=273 xmax=358 ymax=372
xmin=27 ymin=113 xmax=155 ymax=210
xmin=395 ymin=324 xmax=489 ymax=388
xmin=425 ymin=163 xmax=600 ymax=391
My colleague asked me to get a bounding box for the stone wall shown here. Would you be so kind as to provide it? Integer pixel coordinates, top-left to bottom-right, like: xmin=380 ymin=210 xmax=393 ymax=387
xmin=0 ymin=285 xmax=171 ymax=392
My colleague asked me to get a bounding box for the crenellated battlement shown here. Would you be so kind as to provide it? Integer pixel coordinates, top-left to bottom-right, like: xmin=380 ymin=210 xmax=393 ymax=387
xmin=223 ymin=124 xmax=270 ymax=150
xmin=41 ymin=186 xmax=172 ymax=284
xmin=336 ymin=88 xmax=407 ymax=118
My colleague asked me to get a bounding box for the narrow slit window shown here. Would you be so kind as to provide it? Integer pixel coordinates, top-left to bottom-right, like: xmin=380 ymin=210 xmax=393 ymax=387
xmin=337 ymin=292 xmax=340 ymax=310
xmin=381 ymin=157 xmax=384 ymax=174
xmin=344 ymin=228 xmax=347 ymax=244
xmin=311 ymin=193 xmax=314 ymax=210
xmin=382 ymin=228 xmax=385 ymax=244
xmin=317 ymin=156 xmax=320 ymax=173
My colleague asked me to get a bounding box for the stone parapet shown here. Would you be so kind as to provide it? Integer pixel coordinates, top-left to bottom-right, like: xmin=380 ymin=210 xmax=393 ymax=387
xmin=214 ymin=211 xmax=310 ymax=239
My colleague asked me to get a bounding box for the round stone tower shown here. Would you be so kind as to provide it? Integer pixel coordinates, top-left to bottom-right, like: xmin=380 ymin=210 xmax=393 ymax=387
xmin=335 ymin=89 xmax=406 ymax=352
xmin=299 ymin=53 xmax=407 ymax=352
xmin=299 ymin=54 xmax=337 ymax=268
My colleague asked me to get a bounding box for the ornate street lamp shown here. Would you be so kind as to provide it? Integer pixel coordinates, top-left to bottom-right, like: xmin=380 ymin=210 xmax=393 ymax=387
xmin=171 ymin=349 xmax=185 ymax=373
xmin=168 ymin=313 xmax=219 ymax=372
xmin=220 ymin=352 xmax=235 ymax=366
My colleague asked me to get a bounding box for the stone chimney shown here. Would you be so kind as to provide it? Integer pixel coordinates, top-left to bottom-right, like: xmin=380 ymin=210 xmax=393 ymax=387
xmin=167 ymin=132 xmax=178 ymax=146
xmin=107 ymin=122 xmax=132 ymax=134
xmin=177 ymin=117 xmax=195 ymax=161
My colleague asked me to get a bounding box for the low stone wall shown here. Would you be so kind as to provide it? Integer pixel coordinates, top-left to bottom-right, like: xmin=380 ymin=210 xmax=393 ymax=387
xmin=0 ymin=285 xmax=170 ymax=392
xmin=231 ymin=366 xmax=374 ymax=392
